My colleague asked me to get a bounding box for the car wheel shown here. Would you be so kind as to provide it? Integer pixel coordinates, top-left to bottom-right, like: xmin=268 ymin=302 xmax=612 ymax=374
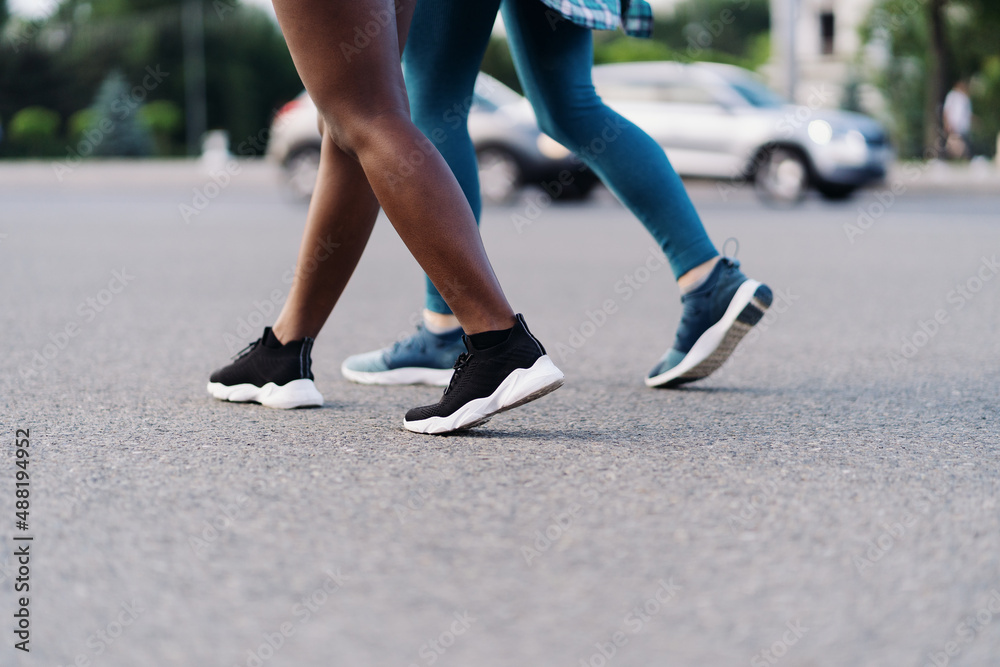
xmin=817 ymin=182 xmax=858 ymax=201
xmin=477 ymin=147 xmax=522 ymax=203
xmin=283 ymin=144 xmax=321 ymax=199
xmin=754 ymin=147 xmax=809 ymax=206
xmin=556 ymin=171 xmax=599 ymax=201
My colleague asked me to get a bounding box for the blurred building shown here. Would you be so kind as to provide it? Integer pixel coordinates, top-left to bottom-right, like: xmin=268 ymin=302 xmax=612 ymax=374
xmin=651 ymin=0 xmax=878 ymax=109
xmin=768 ymin=0 xmax=878 ymax=107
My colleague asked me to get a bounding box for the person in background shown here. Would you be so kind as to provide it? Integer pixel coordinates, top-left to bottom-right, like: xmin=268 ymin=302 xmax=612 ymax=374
xmin=943 ymin=80 xmax=972 ymax=160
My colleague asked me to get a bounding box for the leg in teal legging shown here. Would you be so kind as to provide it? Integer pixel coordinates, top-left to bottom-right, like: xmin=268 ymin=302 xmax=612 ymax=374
xmin=406 ymin=0 xmax=718 ymax=315
xmin=402 ymin=0 xmax=501 ymax=315
xmin=501 ymin=0 xmax=717 ymax=280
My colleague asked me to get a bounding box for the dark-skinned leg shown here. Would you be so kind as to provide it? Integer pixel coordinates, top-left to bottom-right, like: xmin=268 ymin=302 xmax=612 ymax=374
xmin=270 ymin=0 xmax=514 ymax=335
xmin=210 ymin=0 xmax=561 ymax=429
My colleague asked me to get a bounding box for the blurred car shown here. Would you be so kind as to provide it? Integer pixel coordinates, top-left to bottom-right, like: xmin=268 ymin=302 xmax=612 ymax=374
xmin=592 ymin=62 xmax=892 ymax=203
xmin=266 ymin=74 xmax=595 ymax=202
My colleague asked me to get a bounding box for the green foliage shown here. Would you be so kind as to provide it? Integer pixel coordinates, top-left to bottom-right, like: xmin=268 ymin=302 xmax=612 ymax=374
xmin=648 ymin=0 xmax=770 ymax=61
xmin=0 ymin=0 xmax=302 ymax=158
xmin=861 ymin=0 xmax=1000 ymax=158
xmin=7 ymin=106 xmax=60 ymax=156
xmin=9 ymin=106 xmax=60 ymax=141
xmin=593 ymin=37 xmax=676 ymax=65
xmin=139 ymin=98 xmax=181 ymax=155
xmin=139 ymin=99 xmax=181 ymax=132
xmin=68 ymin=108 xmax=98 ymax=143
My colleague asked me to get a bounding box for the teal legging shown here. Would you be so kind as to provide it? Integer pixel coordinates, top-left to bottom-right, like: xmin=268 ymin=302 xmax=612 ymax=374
xmin=403 ymin=0 xmax=718 ymax=315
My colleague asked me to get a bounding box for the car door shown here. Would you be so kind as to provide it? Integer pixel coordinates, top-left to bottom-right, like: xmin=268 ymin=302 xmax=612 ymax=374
xmin=596 ymin=77 xmax=745 ymax=178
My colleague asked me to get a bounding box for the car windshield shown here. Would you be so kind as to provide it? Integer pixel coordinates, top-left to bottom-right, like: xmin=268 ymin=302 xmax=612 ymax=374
xmin=725 ymin=76 xmax=786 ymax=108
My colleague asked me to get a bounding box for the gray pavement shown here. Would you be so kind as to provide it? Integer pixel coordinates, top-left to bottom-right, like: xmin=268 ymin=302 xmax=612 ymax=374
xmin=1 ymin=160 xmax=999 ymax=667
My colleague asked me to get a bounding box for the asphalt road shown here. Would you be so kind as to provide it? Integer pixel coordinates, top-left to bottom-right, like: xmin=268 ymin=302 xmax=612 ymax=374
xmin=1 ymin=161 xmax=999 ymax=667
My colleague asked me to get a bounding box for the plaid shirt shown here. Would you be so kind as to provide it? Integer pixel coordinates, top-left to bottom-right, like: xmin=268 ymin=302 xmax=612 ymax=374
xmin=539 ymin=0 xmax=654 ymax=38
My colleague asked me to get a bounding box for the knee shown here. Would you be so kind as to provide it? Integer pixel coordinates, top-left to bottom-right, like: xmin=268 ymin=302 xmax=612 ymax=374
xmin=317 ymin=101 xmax=411 ymax=157
xmin=531 ymin=92 xmax=610 ymax=152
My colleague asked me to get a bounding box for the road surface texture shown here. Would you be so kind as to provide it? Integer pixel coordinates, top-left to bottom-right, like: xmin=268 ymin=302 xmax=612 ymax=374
xmin=1 ymin=161 xmax=999 ymax=667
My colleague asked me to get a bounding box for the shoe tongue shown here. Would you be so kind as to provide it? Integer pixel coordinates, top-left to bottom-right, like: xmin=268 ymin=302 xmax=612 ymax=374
xmin=461 ymin=335 xmax=475 ymax=354
xmin=261 ymin=327 xmax=283 ymax=348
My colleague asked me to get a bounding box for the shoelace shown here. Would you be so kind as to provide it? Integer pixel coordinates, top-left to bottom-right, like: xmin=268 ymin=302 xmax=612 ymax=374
xmin=443 ymin=352 xmax=470 ymax=395
xmin=232 ymin=337 xmax=261 ymax=361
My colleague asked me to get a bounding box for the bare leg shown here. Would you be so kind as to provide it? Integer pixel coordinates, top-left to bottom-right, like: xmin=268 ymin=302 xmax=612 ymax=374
xmin=272 ymin=130 xmax=381 ymax=343
xmin=270 ymin=0 xmax=514 ymax=338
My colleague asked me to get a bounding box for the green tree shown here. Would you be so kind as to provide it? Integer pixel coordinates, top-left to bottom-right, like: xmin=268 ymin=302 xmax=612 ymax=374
xmin=86 ymin=70 xmax=153 ymax=156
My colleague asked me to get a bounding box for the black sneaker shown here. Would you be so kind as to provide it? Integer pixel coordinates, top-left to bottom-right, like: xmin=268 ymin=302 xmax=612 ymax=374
xmin=403 ymin=314 xmax=564 ymax=434
xmin=207 ymin=327 xmax=324 ymax=409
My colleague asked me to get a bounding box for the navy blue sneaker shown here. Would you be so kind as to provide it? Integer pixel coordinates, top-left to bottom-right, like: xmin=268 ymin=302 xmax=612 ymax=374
xmin=646 ymin=258 xmax=773 ymax=388
xmin=341 ymin=325 xmax=465 ymax=386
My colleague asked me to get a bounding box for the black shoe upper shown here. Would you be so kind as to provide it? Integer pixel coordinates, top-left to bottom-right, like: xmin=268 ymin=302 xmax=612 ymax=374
xmin=404 ymin=314 xmax=545 ymax=422
xmin=209 ymin=327 xmax=314 ymax=388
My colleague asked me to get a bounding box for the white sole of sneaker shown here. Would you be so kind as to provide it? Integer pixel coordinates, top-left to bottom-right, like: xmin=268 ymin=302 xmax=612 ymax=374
xmin=645 ymin=280 xmax=770 ymax=388
xmin=402 ymin=355 xmax=565 ymax=435
xmin=340 ymin=363 xmax=453 ymax=387
xmin=207 ymin=378 xmax=324 ymax=409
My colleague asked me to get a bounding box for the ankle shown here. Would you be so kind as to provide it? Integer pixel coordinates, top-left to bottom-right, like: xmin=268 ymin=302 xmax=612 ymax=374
xmin=423 ymin=309 xmax=461 ymax=334
xmin=678 ymin=256 xmax=721 ymax=294
xmin=271 ymin=321 xmax=308 ymax=345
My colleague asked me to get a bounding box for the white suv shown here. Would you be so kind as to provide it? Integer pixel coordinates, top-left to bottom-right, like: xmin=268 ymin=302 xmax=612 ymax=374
xmin=592 ymin=61 xmax=892 ymax=203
